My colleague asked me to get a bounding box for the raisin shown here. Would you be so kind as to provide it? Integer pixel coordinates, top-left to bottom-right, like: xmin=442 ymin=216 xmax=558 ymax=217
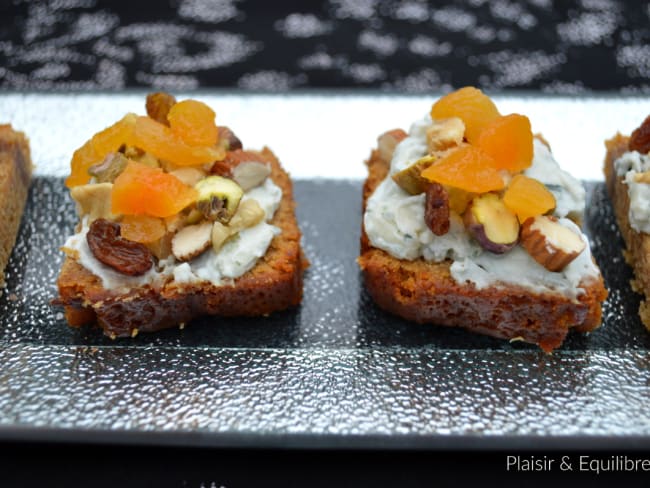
xmin=629 ymin=115 xmax=650 ymax=154
xmin=145 ymin=92 xmax=177 ymax=126
xmin=424 ymin=182 xmax=450 ymax=236
xmin=87 ymin=219 xmax=153 ymax=276
xmin=219 ymin=126 xmax=243 ymax=151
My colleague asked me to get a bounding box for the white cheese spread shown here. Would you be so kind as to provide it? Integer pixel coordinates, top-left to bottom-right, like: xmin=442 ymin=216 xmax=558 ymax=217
xmin=364 ymin=115 xmax=599 ymax=297
xmin=614 ymin=150 xmax=650 ymax=234
xmin=64 ymin=176 xmax=283 ymax=290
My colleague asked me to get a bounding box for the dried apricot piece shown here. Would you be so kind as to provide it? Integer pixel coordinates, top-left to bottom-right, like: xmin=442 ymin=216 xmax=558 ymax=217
xmin=477 ymin=114 xmax=533 ymax=172
xmin=421 ymin=146 xmax=505 ymax=193
xmin=430 ymin=87 xmax=500 ymax=144
xmin=167 ymin=99 xmax=219 ymax=147
xmin=119 ymin=214 xmax=167 ymax=243
xmin=111 ymin=160 xmax=198 ymax=218
xmin=502 ymin=174 xmax=556 ymax=223
xmin=134 ymin=116 xmax=224 ymax=167
xmin=66 ymin=114 xmax=137 ymax=188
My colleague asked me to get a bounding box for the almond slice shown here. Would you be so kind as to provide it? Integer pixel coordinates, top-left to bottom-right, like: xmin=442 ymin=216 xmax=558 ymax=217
xmin=171 ymin=221 xmax=213 ymax=262
xmin=520 ymin=216 xmax=585 ymax=272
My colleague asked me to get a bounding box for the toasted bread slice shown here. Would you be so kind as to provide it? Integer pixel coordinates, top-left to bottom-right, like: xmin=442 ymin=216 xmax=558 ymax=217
xmin=0 ymin=125 xmax=33 ymax=289
xmin=604 ymin=132 xmax=650 ymax=330
xmin=359 ymin=142 xmax=606 ymax=352
xmin=56 ymin=148 xmax=307 ymax=338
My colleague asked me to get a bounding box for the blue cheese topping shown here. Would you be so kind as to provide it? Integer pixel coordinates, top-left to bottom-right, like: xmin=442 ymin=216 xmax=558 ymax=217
xmin=63 ymin=176 xmax=283 ymax=291
xmin=363 ymin=115 xmax=599 ymax=297
xmin=614 ymin=150 xmax=650 ymax=234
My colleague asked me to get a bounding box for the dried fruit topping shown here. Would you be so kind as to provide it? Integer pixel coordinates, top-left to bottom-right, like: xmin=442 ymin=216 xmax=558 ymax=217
xmin=218 ymin=126 xmax=243 ymax=151
xmin=463 ymin=193 xmax=519 ymax=254
xmin=377 ymin=129 xmax=408 ymax=163
xmin=70 ymin=183 xmax=116 ymax=222
xmin=520 ymin=216 xmax=585 ymax=271
xmin=134 ymin=116 xmax=224 ymax=167
xmin=503 ymin=174 xmax=556 ymax=224
xmin=171 ymin=221 xmax=213 ymax=262
xmin=194 ymin=175 xmax=244 ymax=223
xmin=629 ymin=115 xmax=650 ymax=154
xmin=111 ymin=161 xmax=198 ymax=218
xmin=146 ymin=92 xmax=177 ymax=125
xmin=430 ymin=87 xmax=500 ymax=144
xmin=476 ymin=114 xmax=533 ymax=172
xmin=88 ymin=152 xmax=129 ymax=183
xmin=424 ymin=183 xmax=450 ymax=236
xmin=119 ymin=214 xmax=167 ymax=244
xmin=86 ymin=219 xmax=153 ymax=276
xmin=392 ymin=155 xmax=438 ymax=195
xmin=66 ymin=114 xmax=137 ymax=188
xmin=168 ymin=99 xmax=219 ymax=147
xmin=426 ymin=117 xmax=465 ymax=153
xmin=446 ymin=186 xmax=473 ymax=215
xmin=420 ymin=146 xmax=505 ymax=193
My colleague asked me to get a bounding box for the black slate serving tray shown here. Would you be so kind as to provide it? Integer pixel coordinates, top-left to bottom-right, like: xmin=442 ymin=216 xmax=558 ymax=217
xmin=0 ymin=177 xmax=649 ymax=449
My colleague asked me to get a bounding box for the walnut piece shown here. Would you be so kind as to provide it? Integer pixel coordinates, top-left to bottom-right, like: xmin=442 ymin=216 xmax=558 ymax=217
xmin=424 ymin=183 xmax=450 ymax=236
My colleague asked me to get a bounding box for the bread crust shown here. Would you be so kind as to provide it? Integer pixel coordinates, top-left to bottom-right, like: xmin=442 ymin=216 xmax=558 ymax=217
xmin=0 ymin=125 xmax=33 ymax=288
xmin=604 ymin=134 xmax=650 ymax=329
xmin=358 ymin=144 xmax=607 ymax=352
xmin=56 ymin=147 xmax=307 ymax=337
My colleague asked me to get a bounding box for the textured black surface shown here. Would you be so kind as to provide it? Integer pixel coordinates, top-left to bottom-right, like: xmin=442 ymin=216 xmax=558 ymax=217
xmin=1 ymin=1 xmax=650 ymax=93
xmin=3 ymin=178 xmax=647 ymax=350
xmin=0 ymin=178 xmax=650 ymax=448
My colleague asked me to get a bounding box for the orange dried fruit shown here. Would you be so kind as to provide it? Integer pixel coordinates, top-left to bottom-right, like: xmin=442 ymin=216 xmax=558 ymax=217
xmin=111 ymin=160 xmax=198 ymax=218
xmin=430 ymin=87 xmax=500 ymax=144
xmin=502 ymin=174 xmax=556 ymax=223
xmin=66 ymin=114 xmax=137 ymax=188
xmin=119 ymin=214 xmax=167 ymax=244
xmin=477 ymin=114 xmax=533 ymax=172
xmin=134 ymin=116 xmax=224 ymax=167
xmin=421 ymin=146 xmax=506 ymax=193
xmin=167 ymin=99 xmax=219 ymax=147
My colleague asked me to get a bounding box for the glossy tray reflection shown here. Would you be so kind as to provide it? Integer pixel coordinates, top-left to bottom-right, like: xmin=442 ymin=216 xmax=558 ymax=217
xmin=0 ymin=178 xmax=649 ymax=448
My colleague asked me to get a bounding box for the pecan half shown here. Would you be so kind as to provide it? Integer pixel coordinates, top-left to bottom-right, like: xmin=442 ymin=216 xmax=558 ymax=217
xmin=219 ymin=126 xmax=243 ymax=151
xmin=87 ymin=219 xmax=153 ymax=276
xmin=424 ymin=183 xmax=450 ymax=236
xmin=629 ymin=115 xmax=650 ymax=154
xmin=145 ymin=92 xmax=177 ymax=126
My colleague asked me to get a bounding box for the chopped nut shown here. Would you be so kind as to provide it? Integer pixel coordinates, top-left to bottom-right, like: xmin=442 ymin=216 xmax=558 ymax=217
xmin=392 ymin=155 xmax=438 ymax=195
xmin=195 ymin=176 xmax=243 ymax=223
xmin=520 ymin=216 xmax=585 ymax=272
xmin=218 ymin=126 xmax=243 ymax=151
xmin=424 ymin=183 xmax=450 ymax=236
xmin=211 ymin=221 xmax=232 ymax=253
xmin=86 ymin=219 xmax=153 ymax=276
xmin=171 ymin=221 xmax=213 ymax=261
xmin=464 ymin=193 xmax=519 ymax=254
xmin=169 ymin=167 xmax=206 ymax=187
xmin=229 ymin=199 xmax=266 ymax=231
xmin=377 ymin=129 xmax=408 ymax=163
xmin=426 ymin=117 xmax=465 ymax=153
xmin=70 ymin=183 xmax=117 ymax=222
xmin=629 ymin=115 xmax=650 ymax=154
xmin=232 ymin=161 xmax=271 ymax=191
xmin=88 ymin=152 xmax=128 ymax=183
xmin=634 ymin=171 xmax=650 ymax=184
xmin=146 ymin=92 xmax=177 ymax=125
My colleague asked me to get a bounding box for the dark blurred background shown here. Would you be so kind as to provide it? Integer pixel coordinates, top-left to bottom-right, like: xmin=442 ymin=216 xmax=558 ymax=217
xmin=1 ymin=0 xmax=649 ymax=93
